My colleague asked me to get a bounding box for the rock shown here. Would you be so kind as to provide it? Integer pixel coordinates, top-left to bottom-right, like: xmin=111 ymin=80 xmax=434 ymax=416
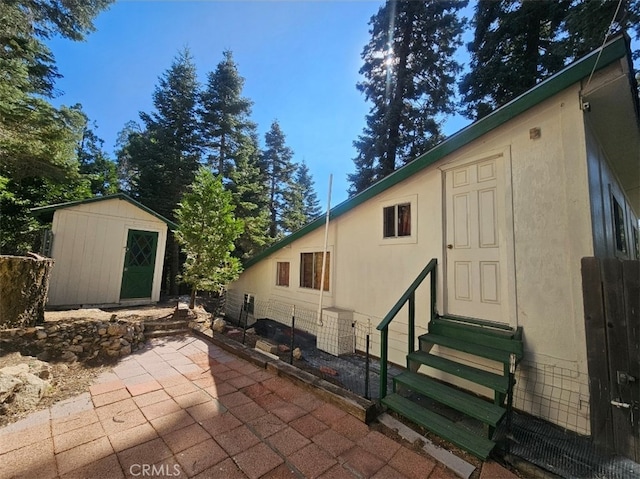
xmin=0 ymin=364 xmax=30 ymax=376
xmin=212 ymin=318 xmax=226 ymax=333
xmin=256 ymin=339 xmax=278 ymax=354
xmin=60 ymin=351 xmax=78 ymax=363
xmin=278 ymin=344 xmax=290 ymax=353
xmin=292 ymin=347 xmax=302 ymax=360
xmin=14 ymin=372 xmax=48 ymax=409
xmin=0 ymin=370 xmax=48 ymax=409
xmin=107 ymin=323 xmax=127 ymax=337
xmin=36 ymin=330 xmax=47 ymax=339
xmin=36 ymin=350 xmax=52 ymax=362
xmin=120 ymin=345 xmax=132 ymax=356
xmin=319 ymin=366 xmax=338 ymax=376
xmin=67 ymin=345 xmax=84 ymax=353
xmin=0 ymin=374 xmax=22 ymax=403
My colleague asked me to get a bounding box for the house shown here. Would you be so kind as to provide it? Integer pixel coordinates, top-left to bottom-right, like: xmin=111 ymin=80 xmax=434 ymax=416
xmin=32 ymin=194 xmax=176 ymax=308
xmin=227 ymin=35 xmax=639 ymax=459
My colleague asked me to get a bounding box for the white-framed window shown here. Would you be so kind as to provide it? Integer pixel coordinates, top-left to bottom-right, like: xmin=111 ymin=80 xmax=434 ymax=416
xmin=383 ymin=203 xmax=411 ymax=238
xmin=276 ymin=261 xmax=290 ymax=287
xmin=299 ymin=252 xmax=330 ymax=291
xmin=379 ymin=194 xmax=417 ymax=245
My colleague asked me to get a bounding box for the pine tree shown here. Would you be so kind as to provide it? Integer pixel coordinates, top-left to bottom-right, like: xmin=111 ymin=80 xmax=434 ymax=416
xmin=200 ymin=50 xmax=255 ymax=179
xmin=200 ymin=50 xmax=270 ymax=257
xmin=0 ymin=0 xmax=114 ymax=179
xmin=460 ymin=1 xmax=571 ymax=120
xmin=174 ymin=168 xmax=243 ymax=309
xmin=460 ymin=0 xmax=640 ymax=121
xmin=124 ymin=48 xmax=202 ymax=294
xmin=297 ymin=161 xmax=322 ymax=221
xmin=228 ymin=132 xmax=271 ymax=259
xmin=74 ymin=105 xmax=118 ymax=196
xmin=348 ymin=0 xmax=466 ymax=195
xmin=262 ymin=120 xmax=296 ymax=239
xmin=280 ymin=161 xmax=322 ymax=235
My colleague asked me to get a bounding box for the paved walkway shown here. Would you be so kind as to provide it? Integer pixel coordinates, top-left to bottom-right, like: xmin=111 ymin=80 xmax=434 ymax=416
xmin=0 ymin=335 xmax=515 ymax=479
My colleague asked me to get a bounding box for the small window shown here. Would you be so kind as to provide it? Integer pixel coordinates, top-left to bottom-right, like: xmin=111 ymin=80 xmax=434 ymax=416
xmin=383 ymin=203 xmax=411 ymax=238
xmin=300 ymin=252 xmax=330 ymax=291
xmin=276 ymin=262 xmax=290 ymax=287
xmin=612 ymin=197 xmax=627 ymax=255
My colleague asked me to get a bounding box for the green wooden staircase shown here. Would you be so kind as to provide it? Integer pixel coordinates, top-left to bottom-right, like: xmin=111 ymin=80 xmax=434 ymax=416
xmin=377 ymin=260 xmax=524 ymax=460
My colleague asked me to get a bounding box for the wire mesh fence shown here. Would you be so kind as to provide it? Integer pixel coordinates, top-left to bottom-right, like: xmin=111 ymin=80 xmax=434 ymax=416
xmin=223 ymin=290 xmax=401 ymax=399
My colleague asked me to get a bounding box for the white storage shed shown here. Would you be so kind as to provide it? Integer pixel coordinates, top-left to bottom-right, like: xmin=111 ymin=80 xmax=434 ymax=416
xmin=32 ymin=194 xmax=175 ymax=308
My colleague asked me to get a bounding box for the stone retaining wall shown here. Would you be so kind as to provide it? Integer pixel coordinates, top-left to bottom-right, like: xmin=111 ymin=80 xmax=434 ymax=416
xmin=0 ymin=318 xmax=145 ymax=362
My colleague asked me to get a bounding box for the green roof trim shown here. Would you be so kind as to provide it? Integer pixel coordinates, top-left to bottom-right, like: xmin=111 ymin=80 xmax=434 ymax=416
xmin=31 ymin=193 xmax=178 ymax=230
xmin=244 ymin=35 xmax=630 ymax=270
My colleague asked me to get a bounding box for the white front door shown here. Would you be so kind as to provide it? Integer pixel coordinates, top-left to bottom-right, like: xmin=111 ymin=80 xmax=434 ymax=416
xmin=444 ymin=152 xmax=512 ymax=323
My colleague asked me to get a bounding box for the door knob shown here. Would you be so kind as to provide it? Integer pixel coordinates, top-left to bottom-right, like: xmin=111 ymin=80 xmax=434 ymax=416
xmin=447 ymin=244 xmax=453 ymax=249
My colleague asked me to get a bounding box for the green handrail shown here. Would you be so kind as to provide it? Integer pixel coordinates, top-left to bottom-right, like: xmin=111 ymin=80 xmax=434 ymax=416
xmin=376 ymin=258 xmax=437 ymax=399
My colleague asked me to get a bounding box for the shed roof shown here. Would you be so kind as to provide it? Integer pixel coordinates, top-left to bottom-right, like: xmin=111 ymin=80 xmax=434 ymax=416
xmin=31 ymin=193 xmax=178 ymax=230
xmin=244 ymin=34 xmax=635 ymax=269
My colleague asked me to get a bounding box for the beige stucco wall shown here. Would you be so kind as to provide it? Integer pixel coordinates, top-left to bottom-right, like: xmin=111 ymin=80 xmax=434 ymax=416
xmin=47 ymin=198 xmax=168 ymax=307
xmin=229 ymin=83 xmax=601 ymax=434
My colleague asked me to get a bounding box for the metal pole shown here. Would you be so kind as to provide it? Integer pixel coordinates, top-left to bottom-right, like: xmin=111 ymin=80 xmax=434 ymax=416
xmin=317 ymin=174 xmax=332 ymax=326
xmin=242 ymin=295 xmax=249 ymax=344
xmin=290 ymin=305 xmax=296 ymax=364
xmin=365 ymin=334 xmax=370 ymax=399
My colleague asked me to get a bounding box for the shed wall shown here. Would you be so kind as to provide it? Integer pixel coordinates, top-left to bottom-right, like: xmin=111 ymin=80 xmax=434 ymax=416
xmin=47 ymin=199 xmax=167 ymax=307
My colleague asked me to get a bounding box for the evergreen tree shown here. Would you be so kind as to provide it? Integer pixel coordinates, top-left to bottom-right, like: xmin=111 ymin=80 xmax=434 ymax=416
xmin=228 ymin=132 xmax=271 ymax=259
xmin=74 ymin=105 xmax=118 ymax=196
xmin=200 ymin=50 xmax=255 ymax=179
xmin=124 ymin=48 xmax=202 ymax=294
xmin=348 ymin=0 xmax=466 ymax=195
xmin=200 ymin=50 xmax=270 ymax=258
xmin=262 ymin=120 xmax=296 ymax=239
xmin=460 ymin=0 xmax=640 ymax=121
xmin=174 ymin=168 xmax=243 ymax=309
xmin=0 ymin=0 xmax=113 ymax=179
xmin=280 ymin=160 xmax=322 ymax=234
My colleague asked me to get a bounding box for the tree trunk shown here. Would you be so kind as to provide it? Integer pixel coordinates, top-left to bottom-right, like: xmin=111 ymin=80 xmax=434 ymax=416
xmin=190 ymin=287 xmax=196 ymax=309
xmin=0 ymin=254 xmax=54 ymax=328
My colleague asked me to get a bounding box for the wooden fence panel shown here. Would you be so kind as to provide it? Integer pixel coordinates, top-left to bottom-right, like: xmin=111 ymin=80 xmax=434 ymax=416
xmin=582 ymin=257 xmax=639 ymax=462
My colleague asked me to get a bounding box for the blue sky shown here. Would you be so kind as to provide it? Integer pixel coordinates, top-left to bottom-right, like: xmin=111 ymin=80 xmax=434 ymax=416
xmin=46 ymin=1 xmax=637 ymax=207
xmin=46 ymin=0 xmax=473 ymax=207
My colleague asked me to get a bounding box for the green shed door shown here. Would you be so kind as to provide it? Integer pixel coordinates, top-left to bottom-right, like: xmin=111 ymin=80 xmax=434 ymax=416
xmin=120 ymin=229 xmax=158 ymax=299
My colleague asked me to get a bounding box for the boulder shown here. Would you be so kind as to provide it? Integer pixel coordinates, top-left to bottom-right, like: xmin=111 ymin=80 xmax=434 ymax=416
xmin=212 ymin=318 xmax=226 ymax=333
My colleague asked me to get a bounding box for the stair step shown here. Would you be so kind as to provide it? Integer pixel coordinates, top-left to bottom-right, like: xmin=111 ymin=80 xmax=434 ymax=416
xmin=394 ymin=371 xmax=505 ymax=426
xmin=408 ymin=351 xmax=509 ymax=394
xmin=145 ymin=328 xmax=189 ymax=338
xmin=437 ymin=314 xmax=515 ymax=333
xmin=382 ymin=393 xmax=495 ymax=460
xmin=144 ymin=320 xmax=190 ymax=331
xmin=419 ymin=333 xmax=514 ymax=364
xmin=429 ymin=319 xmax=523 ymax=357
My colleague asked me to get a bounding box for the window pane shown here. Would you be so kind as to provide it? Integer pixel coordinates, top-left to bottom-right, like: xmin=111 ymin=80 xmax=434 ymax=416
xmin=613 ymin=198 xmax=627 ymax=254
xmin=383 ymin=206 xmax=396 ymax=238
xmin=300 ymin=253 xmax=313 ymax=288
xmin=322 ymin=252 xmax=330 ymax=291
xmin=276 ymin=262 xmax=289 ymax=286
xmin=397 ymin=203 xmax=411 ymax=236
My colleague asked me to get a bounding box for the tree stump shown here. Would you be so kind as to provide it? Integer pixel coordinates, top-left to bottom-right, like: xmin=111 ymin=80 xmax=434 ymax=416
xmin=0 ymin=254 xmax=54 ymax=328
